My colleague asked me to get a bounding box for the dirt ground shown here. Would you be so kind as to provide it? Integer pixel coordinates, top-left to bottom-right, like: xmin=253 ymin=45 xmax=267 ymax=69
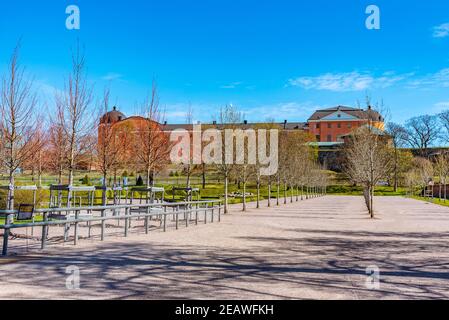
xmin=1 ymin=196 xmax=449 ymax=300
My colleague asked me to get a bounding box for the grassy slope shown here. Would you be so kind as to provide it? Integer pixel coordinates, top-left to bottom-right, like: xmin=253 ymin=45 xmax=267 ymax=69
xmin=411 ymin=196 xmax=449 ymax=208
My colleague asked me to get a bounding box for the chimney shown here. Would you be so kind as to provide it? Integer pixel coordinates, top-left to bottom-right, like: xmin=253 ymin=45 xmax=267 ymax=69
xmin=244 ymin=120 xmax=248 ymax=125
xmin=284 ymin=120 xmax=287 ymax=129
xmin=113 ymin=106 xmax=117 ymax=111
xmin=213 ymin=120 xmax=217 ymax=125
xmin=164 ymin=121 xmax=167 ymax=126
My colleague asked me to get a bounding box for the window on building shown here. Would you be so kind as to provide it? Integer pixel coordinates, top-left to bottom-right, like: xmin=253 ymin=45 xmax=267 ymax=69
xmin=327 ymin=135 xmax=332 ymax=142
xmin=316 ymin=135 xmax=320 ymax=141
xmin=327 ymin=123 xmax=332 ymax=129
xmin=316 ymin=123 xmax=320 ymax=129
xmin=337 ymin=123 xmax=341 ymax=129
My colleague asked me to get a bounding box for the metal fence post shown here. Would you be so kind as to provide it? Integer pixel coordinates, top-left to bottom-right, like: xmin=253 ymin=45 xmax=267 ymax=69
xmin=74 ymin=210 xmax=79 ymax=245
xmin=41 ymin=212 xmax=48 ymax=250
xmin=145 ymin=206 xmax=150 ymax=234
xmin=124 ymin=207 xmax=129 ymax=237
xmin=2 ymin=226 xmax=9 ymax=256
xmin=101 ymin=209 xmax=106 ymax=241
xmin=2 ymin=214 xmax=13 ymax=256
xmin=195 ymin=206 xmax=199 ymax=225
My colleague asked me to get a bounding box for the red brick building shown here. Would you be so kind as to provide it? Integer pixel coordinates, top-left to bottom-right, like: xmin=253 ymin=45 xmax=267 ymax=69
xmin=307 ymin=106 xmax=385 ymax=143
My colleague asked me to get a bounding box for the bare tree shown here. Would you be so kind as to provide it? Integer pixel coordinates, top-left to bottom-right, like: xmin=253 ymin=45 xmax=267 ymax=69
xmin=23 ymin=121 xmax=46 ymax=188
xmin=0 ymin=44 xmax=40 ymax=209
xmin=344 ymin=127 xmax=393 ymax=218
xmin=254 ymin=121 xmax=280 ymax=208
xmin=58 ymin=43 xmax=94 ymax=186
xmin=184 ymin=103 xmax=194 ymax=187
xmin=48 ymin=106 xmax=68 ymax=184
xmin=234 ymin=127 xmax=258 ymax=212
xmin=216 ymin=105 xmax=242 ymax=214
xmin=434 ymin=153 xmax=449 ymax=201
xmin=413 ymin=157 xmax=434 ymax=199
xmin=135 ymin=81 xmax=170 ymax=186
xmin=96 ymin=88 xmax=126 ymax=203
xmin=439 ymin=110 xmax=449 ymax=143
xmin=386 ymin=122 xmax=407 ymax=191
xmin=403 ymin=115 xmax=440 ymax=155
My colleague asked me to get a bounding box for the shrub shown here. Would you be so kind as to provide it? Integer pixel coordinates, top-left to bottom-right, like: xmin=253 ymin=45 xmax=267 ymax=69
xmin=136 ymin=175 xmax=144 ymax=186
xmin=80 ymin=175 xmax=90 ymax=185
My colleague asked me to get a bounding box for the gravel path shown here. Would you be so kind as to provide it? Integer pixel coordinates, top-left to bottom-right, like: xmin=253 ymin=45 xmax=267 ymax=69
xmin=1 ymin=196 xmax=449 ymax=300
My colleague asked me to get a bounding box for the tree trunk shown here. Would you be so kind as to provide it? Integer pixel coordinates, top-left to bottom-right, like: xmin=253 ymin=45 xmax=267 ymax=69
xmin=186 ymin=165 xmax=191 ymax=187
xmin=256 ymin=177 xmax=260 ymax=209
xmin=283 ymin=181 xmax=287 ymax=205
xmin=58 ymin=162 xmax=63 ymax=185
xmin=276 ymin=176 xmax=280 ymax=206
xmin=147 ymin=168 xmax=151 ymax=187
xmin=7 ymin=173 xmax=15 ymax=210
xmin=202 ymin=163 xmax=206 ymax=189
xmin=37 ymin=151 xmax=42 ymax=188
xmin=224 ymin=174 xmax=229 ymax=214
xmin=268 ymin=180 xmax=271 ymax=207
xmin=445 ymin=180 xmax=447 ymax=202
xmin=102 ymin=173 xmax=108 ymax=206
xmin=393 ymin=147 xmax=398 ymax=192
xmin=242 ymin=181 xmax=246 ymax=212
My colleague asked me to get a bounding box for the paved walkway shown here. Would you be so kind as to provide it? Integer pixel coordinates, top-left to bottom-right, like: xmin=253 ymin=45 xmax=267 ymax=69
xmin=1 ymin=196 xmax=449 ymax=300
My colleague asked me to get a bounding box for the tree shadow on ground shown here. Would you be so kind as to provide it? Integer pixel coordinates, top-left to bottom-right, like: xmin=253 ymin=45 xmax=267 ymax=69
xmin=2 ymin=226 xmax=449 ymax=300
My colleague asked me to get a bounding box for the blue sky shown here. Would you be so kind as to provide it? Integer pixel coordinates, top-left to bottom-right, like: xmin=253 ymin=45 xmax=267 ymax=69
xmin=2 ymin=0 xmax=449 ymax=124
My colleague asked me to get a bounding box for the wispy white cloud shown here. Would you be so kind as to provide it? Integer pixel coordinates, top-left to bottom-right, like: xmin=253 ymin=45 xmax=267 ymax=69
xmin=288 ymin=71 xmax=409 ymax=92
xmin=102 ymin=72 xmax=123 ymax=81
xmin=408 ymin=68 xmax=449 ymax=88
xmin=244 ymin=102 xmax=325 ymax=121
xmin=163 ymin=103 xmax=212 ymax=123
xmin=433 ymin=23 xmax=449 ymax=38
xmin=433 ymin=101 xmax=449 ymax=113
xmin=220 ymin=82 xmax=242 ymax=89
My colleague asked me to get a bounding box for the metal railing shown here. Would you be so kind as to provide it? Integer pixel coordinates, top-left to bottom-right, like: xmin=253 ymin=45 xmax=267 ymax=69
xmin=0 ymin=200 xmax=222 ymax=256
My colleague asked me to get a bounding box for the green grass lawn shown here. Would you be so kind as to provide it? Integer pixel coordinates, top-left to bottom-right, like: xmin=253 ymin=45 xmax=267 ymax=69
xmin=326 ymin=185 xmax=407 ymax=196
xmin=0 ymin=215 xmax=44 ymax=225
xmin=411 ymin=196 xmax=449 ymax=208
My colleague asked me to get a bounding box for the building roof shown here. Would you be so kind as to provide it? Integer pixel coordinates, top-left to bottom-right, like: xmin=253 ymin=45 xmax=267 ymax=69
xmin=100 ymin=106 xmax=126 ymax=124
xmin=162 ymin=121 xmax=307 ymax=131
xmin=308 ymin=105 xmax=384 ymax=122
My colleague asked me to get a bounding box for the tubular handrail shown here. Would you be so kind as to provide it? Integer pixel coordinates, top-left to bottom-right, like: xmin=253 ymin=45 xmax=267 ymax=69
xmin=0 ymin=199 xmax=221 ymax=216
xmin=0 ymin=204 xmax=220 ymax=230
xmin=1 ymin=199 xmax=223 ymax=256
